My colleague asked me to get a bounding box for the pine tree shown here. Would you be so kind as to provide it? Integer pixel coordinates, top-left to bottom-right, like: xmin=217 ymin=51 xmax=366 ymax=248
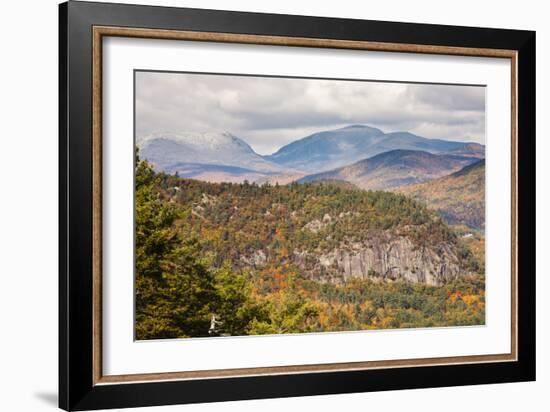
xmin=135 ymin=154 xmax=217 ymax=339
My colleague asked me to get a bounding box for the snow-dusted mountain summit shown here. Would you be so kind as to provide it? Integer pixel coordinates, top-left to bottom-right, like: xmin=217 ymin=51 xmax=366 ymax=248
xmin=137 ymin=131 xmax=288 ymax=182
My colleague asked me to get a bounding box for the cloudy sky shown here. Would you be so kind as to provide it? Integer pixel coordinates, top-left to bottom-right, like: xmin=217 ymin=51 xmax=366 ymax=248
xmin=135 ymin=71 xmax=485 ymax=155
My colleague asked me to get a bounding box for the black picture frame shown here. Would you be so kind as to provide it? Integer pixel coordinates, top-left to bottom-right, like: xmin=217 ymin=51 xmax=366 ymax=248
xmin=59 ymin=1 xmax=536 ymax=410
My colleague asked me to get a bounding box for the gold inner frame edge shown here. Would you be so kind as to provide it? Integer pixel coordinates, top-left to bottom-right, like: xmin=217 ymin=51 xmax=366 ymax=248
xmin=91 ymin=25 xmax=518 ymax=385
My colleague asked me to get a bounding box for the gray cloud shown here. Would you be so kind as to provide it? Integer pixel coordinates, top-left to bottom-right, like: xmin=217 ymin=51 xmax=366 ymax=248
xmin=136 ymin=71 xmax=485 ymax=155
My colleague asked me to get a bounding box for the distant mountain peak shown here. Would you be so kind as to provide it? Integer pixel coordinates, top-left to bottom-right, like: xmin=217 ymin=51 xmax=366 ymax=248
xmin=265 ymin=125 xmax=387 ymax=172
xmin=350 ymin=149 xmax=439 ymax=169
xmin=341 ymin=124 xmax=379 ymax=130
xmin=137 ymin=130 xmax=287 ymax=180
xmin=139 ymin=130 xmax=255 ymax=153
xmin=370 ymin=148 xmax=424 ymax=158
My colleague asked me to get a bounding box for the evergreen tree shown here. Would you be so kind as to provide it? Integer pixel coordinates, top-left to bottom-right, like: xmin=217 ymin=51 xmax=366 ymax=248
xmin=135 ymin=155 xmax=217 ymax=339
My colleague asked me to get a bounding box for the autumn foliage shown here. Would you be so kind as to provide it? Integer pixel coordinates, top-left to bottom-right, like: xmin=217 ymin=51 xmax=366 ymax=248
xmin=135 ymin=156 xmax=485 ymax=339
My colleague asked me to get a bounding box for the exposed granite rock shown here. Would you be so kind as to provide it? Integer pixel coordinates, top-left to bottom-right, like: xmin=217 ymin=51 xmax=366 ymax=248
xmin=310 ymin=235 xmax=462 ymax=286
xmin=240 ymin=249 xmax=267 ymax=268
xmin=302 ymin=214 xmax=333 ymax=234
xmin=248 ymin=231 xmax=465 ymax=286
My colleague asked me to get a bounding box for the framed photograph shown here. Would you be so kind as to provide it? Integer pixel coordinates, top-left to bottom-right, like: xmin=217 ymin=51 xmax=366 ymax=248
xmin=59 ymin=1 xmax=535 ymax=410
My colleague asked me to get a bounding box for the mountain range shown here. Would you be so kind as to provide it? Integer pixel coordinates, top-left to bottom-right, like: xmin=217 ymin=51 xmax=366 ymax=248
xmin=137 ymin=125 xmax=484 ymax=188
xmin=266 ymin=125 xmax=482 ymax=173
xmin=297 ymin=149 xmax=480 ymax=190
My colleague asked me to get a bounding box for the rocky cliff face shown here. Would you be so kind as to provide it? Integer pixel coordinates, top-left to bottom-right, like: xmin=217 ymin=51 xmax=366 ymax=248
xmin=292 ymin=232 xmax=463 ymax=286
xmin=244 ymin=231 xmax=465 ymax=286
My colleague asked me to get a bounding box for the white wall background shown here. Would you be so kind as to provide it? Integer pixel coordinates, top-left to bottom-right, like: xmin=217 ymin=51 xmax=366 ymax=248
xmin=0 ymin=0 xmax=545 ymax=411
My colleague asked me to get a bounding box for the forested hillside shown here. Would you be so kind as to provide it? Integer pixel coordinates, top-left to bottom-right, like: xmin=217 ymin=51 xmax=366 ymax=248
xmin=398 ymin=160 xmax=485 ymax=230
xmin=135 ymin=157 xmax=485 ymax=340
